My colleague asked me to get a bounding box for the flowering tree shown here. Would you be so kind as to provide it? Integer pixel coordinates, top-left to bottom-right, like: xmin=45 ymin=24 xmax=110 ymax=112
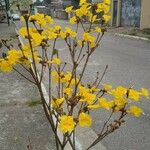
xmin=0 ymin=0 xmax=149 ymax=149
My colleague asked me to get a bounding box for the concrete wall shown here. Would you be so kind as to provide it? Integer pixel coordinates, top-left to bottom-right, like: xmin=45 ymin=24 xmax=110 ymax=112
xmin=140 ymin=0 xmax=150 ymax=29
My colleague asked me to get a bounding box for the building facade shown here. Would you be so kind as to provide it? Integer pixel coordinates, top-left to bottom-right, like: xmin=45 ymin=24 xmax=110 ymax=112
xmin=140 ymin=0 xmax=150 ymax=29
xmin=110 ymin=0 xmax=150 ymax=29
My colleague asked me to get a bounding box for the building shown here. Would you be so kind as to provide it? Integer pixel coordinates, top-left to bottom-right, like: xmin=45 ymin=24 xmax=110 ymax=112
xmin=140 ymin=0 xmax=150 ymax=29
xmin=0 ymin=0 xmax=6 ymax=22
xmin=110 ymin=0 xmax=150 ymax=29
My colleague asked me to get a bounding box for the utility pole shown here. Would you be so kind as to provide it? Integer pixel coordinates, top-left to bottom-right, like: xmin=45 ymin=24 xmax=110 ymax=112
xmin=4 ymin=0 xmax=10 ymax=26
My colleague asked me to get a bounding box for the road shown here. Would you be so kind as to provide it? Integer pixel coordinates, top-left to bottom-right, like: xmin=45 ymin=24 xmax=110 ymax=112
xmin=89 ymin=34 xmax=150 ymax=150
xmin=0 ymin=23 xmax=56 ymax=150
xmin=19 ymin=19 xmax=150 ymax=150
xmin=51 ymin=20 xmax=150 ymax=150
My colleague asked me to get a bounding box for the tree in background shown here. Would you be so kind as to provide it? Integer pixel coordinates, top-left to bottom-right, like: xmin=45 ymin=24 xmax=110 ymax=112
xmin=10 ymin=0 xmax=32 ymax=10
xmin=44 ymin=0 xmax=51 ymax=4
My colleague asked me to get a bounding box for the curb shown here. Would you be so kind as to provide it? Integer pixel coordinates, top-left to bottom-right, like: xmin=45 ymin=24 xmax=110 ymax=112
xmin=15 ymin=27 xmax=107 ymax=150
xmin=115 ymin=33 xmax=150 ymax=42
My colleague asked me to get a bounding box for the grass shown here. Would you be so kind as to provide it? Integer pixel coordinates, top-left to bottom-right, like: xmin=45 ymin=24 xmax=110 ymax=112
xmin=125 ymin=28 xmax=150 ymax=39
xmin=26 ymin=99 xmax=42 ymax=107
xmin=142 ymin=28 xmax=150 ymax=35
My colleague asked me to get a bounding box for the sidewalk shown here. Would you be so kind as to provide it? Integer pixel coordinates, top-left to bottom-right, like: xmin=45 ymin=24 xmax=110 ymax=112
xmin=0 ymin=23 xmax=56 ymax=150
xmin=108 ymin=27 xmax=150 ymax=41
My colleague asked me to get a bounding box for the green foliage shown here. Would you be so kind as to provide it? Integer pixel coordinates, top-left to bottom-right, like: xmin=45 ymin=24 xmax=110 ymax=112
xmin=10 ymin=0 xmax=32 ymax=9
xmin=26 ymin=99 xmax=42 ymax=107
xmin=142 ymin=28 xmax=150 ymax=35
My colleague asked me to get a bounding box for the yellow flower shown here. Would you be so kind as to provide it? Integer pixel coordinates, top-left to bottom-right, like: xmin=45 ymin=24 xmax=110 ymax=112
xmin=95 ymin=27 xmax=102 ymax=33
xmin=31 ymin=32 xmax=45 ymax=46
xmin=54 ymin=25 xmax=61 ymax=33
xmin=103 ymin=0 xmax=111 ymax=5
xmin=80 ymin=0 xmax=87 ymax=5
xmin=129 ymin=89 xmax=141 ymax=101
xmin=0 ymin=60 xmax=12 ymax=72
xmin=79 ymin=112 xmax=92 ymax=127
xmin=110 ymin=86 xmax=127 ymax=99
xmin=88 ymin=104 xmax=100 ymax=109
xmin=60 ymin=31 xmax=66 ymax=39
xmin=77 ymin=40 xmax=84 ymax=47
xmin=88 ymin=13 xmax=97 ymax=23
xmin=7 ymin=49 xmax=20 ymax=65
xmin=64 ymin=87 xmax=72 ymax=96
xmin=20 ymin=16 xmax=25 ymax=22
xmin=63 ymin=71 xmax=72 ymax=82
xmin=29 ymin=13 xmax=52 ymax=27
xmin=19 ymin=27 xmax=28 ymax=37
xmin=96 ymin=3 xmax=103 ymax=13
xmin=75 ymin=5 xmax=90 ymax=17
xmin=69 ymin=16 xmax=77 ymax=24
xmin=127 ymin=105 xmax=142 ymax=117
xmin=65 ymin=27 xmax=77 ymax=38
xmin=99 ymin=98 xmax=113 ymax=110
xmin=51 ymin=97 xmax=64 ymax=108
xmin=96 ymin=3 xmax=110 ymax=14
xmin=45 ymin=15 xmax=54 ymax=24
xmin=102 ymin=83 xmax=112 ymax=91
xmin=82 ymin=32 xmax=95 ymax=43
xmin=80 ymin=93 xmax=96 ymax=104
xmin=114 ymin=98 xmax=127 ymax=110
xmin=103 ymin=15 xmax=111 ymax=22
xmin=141 ymin=88 xmax=149 ymax=98
xmin=52 ymin=71 xmax=60 ymax=83
xmin=65 ymin=6 xmax=74 ymax=13
xmin=89 ymin=42 xmax=96 ymax=48
xmin=59 ymin=115 xmax=75 ymax=133
xmin=89 ymin=86 xmax=100 ymax=92
xmin=48 ymin=58 xmax=61 ymax=65
xmin=42 ymin=28 xmax=57 ymax=39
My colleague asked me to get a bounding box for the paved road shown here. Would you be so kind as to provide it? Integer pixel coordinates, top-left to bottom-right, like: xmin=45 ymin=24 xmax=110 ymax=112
xmin=89 ymin=34 xmax=150 ymax=150
xmin=18 ymin=19 xmax=150 ymax=150
xmin=50 ymin=20 xmax=150 ymax=150
xmin=0 ymin=23 xmax=56 ymax=150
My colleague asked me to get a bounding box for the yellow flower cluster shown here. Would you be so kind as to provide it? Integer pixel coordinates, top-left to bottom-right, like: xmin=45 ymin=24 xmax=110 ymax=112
xmin=0 ymin=48 xmax=29 ymax=72
xmin=51 ymin=97 xmax=64 ymax=108
xmin=81 ymin=32 xmax=96 ymax=48
xmin=1 ymin=0 xmax=148 ymax=137
xmin=78 ymin=85 xmax=97 ymax=104
xmin=29 ymin=13 xmax=54 ymax=27
xmin=47 ymin=58 xmax=61 ymax=65
xmin=65 ymin=0 xmax=111 ymax=24
xmin=58 ymin=112 xmax=92 ymax=133
xmin=19 ymin=27 xmax=45 ymax=46
xmin=0 ymin=43 xmax=41 ymax=72
xmin=51 ymin=82 xmax=149 ymax=133
xmin=59 ymin=115 xmax=75 ymax=133
xmin=87 ymin=85 xmax=149 ymax=117
xmin=51 ymin=71 xmax=78 ymax=86
xmin=42 ymin=26 xmax=77 ymax=41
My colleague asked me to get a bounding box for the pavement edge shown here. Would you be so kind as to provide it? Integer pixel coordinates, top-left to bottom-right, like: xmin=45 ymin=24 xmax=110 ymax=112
xmin=115 ymin=33 xmax=150 ymax=41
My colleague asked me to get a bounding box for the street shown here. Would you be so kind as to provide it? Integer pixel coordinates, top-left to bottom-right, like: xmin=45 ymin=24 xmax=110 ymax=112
xmin=90 ymin=34 xmax=150 ymax=150
xmin=2 ymin=20 xmax=150 ymax=150
xmin=41 ymin=20 xmax=150 ymax=150
xmin=0 ymin=23 xmax=56 ymax=150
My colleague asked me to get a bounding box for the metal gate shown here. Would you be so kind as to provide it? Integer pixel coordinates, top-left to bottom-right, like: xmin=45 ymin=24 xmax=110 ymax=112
xmin=121 ymin=0 xmax=141 ymax=27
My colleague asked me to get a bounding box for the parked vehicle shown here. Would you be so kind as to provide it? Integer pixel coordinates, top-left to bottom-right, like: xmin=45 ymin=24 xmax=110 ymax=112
xmin=11 ymin=13 xmax=20 ymax=21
